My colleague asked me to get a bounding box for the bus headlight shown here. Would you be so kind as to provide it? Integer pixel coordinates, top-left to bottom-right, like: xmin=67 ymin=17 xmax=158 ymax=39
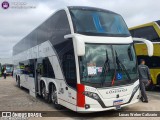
xmin=83 ymin=91 xmax=100 ymax=100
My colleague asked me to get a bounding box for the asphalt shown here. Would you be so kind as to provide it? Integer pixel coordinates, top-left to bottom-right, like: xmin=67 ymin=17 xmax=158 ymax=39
xmin=0 ymin=76 xmax=160 ymax=120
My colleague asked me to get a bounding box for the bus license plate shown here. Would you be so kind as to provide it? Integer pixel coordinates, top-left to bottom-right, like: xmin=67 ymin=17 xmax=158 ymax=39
xmin=113 ymin=99 xmax=123 ymax=106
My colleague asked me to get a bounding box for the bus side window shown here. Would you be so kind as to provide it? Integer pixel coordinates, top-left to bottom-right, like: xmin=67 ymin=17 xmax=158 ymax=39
xmin=62 ymin=41 xmax=77 ymax=89
xmin=37 ymin=58 xmax=55 ymax=78
xmin=29 ymin=59 xmax=35 ymax=77
xmin=133 ymin=26 xmax=159 ymax=42
xmin=37 ymin=63 xmax=42 ymax=75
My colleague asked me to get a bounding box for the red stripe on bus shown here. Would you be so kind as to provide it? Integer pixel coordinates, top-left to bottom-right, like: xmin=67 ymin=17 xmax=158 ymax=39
xmin=112 ymin=75 xmax=115 ymax=85
xmin=77 ymin=84 xmax=85 ymax=107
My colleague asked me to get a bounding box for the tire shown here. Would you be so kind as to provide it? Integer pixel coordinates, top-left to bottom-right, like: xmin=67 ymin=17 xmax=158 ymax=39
xmin=41 ymin=84 xmax=48 ymax=101
xmin=17 ymin=77 xmax=20 ymax=88
xmin=50 ymin=85 xmax=62 ymax=109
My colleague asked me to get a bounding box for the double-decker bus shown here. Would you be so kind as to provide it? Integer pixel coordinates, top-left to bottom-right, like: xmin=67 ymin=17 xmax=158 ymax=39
xmin=2 ymin=64 xmax=14 ymax=76
xmin=13 ymin=6 xmax=153 ymax=112
xmin=129 ymin=20 xmax=160 ymax=89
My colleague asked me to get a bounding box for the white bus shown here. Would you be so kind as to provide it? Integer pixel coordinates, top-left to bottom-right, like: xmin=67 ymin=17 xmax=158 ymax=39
xmin=13 ymin=6 xmax=153 ymax=112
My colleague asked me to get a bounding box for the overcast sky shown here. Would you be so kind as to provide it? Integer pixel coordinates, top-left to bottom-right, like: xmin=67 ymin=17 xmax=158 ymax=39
xmin=0 ymin=0 xmax=160 ymax=58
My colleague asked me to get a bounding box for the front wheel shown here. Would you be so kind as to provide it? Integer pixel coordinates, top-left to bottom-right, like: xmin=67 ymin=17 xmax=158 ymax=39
xmin=51 ymin=85 xmax=62 ymax=109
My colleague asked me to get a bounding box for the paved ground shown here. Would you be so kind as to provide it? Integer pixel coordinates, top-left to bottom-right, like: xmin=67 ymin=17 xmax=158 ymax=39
xmin=0 ymin=76 xmax=160 ymax=120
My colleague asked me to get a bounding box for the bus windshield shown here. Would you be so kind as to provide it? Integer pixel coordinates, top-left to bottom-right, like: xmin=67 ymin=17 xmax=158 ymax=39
xmin=70 ymin=9 xmax=130 ymax=37
xmin=79 ymin=44 xmax=138 ymax=88
xmin=6 ymin=65 xmax=13 ymax=73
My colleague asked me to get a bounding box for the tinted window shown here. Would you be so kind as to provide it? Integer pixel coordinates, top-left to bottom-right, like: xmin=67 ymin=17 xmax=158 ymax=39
xmin=49 ymin=10 xmax=71 ymax=45
xmin=70 ymin=9 xmax=130 ymax=37
xmin=19 ymin=60 xmax=35 ymax=77
xmin=13 ymin=10 xmax=71 ymax=56
xmin=130 ymin=26 xmax=159 ymax=42
xmin=79 ymin=44 xmax=138 ymax=88
xmin=61 ymin=40 xmax=77 ymax=89
xmin=137 ymin=56 xmax=160 ymax=68
xmin=29 ymin=59 xmax=35 ymax=77
xmin=37 ymin=57 xmax=55 ymax=78
xmin=19 ymin=61 xmax=29 ymax=74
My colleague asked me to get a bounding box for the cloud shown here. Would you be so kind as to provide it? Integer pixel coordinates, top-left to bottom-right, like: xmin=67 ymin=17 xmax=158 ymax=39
xmin=0 ymin=0 xmax=160 ymax=58
xmin=0 ymin=1 xmax=54 ymax=58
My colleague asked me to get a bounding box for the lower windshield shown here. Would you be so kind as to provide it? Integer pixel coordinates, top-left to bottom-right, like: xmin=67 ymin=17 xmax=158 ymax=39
xmin=79 ymin=44 xmax=138 ymax=88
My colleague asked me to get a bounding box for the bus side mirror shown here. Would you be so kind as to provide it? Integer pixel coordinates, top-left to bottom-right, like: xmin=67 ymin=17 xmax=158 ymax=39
xmin=75 ymin=38 xmax=85 ymax=56
xmin=64 ymin=34 xmax=85 ymax=56
xmin=133 ymin=38 xmax=153 ymax=57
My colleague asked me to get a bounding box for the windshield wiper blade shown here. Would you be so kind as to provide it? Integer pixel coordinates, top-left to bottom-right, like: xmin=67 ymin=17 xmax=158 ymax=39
xmin=101 ymin=50 xmax=110 ymax=86
xmin=115 ymin=50 xmax=131 ymax=81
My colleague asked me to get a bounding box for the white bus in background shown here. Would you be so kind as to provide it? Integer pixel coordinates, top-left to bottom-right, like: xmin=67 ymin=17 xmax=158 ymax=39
xmin=13 ymin=6 xmax=153 ymax=112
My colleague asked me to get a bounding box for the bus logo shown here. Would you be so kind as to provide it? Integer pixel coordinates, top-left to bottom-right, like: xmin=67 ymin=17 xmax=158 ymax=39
xmin=106 ymin=88 xmax=127 ymax=94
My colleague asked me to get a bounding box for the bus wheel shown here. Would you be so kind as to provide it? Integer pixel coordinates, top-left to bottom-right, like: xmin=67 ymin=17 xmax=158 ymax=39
xmin=51 ymin=85 xmax=62 ymax=109
xmin=41 ymin=84 xmax=48 ymax=100
xmin=17 ymin=77 xmax=20 ymax=88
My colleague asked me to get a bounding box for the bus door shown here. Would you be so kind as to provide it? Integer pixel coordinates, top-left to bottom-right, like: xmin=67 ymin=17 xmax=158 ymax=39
xmin=36 ymin=58 xmax=44 ymax=96
xmin=27 ymin=59 xmax=36 ymax=97
xmin=20 ymin=62 xmax=28 ymax=88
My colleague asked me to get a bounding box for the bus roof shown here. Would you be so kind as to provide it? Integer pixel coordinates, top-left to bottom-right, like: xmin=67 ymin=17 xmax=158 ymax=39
xmin=68 ymin=6 xmax=119 ymax=15
xmin=129 ymin=21 xmax=157 ymax=30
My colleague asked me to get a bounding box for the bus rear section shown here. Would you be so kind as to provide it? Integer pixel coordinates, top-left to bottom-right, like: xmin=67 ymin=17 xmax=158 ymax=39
xmin=129 ymin=20 xmax=160 ymax=88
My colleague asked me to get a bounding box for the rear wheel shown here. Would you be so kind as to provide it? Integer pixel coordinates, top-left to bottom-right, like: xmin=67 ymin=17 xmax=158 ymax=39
xmin=50 ymin=85 xmax=62 ymax=109
xmin=17 ymin=76 xmax=20 ymax=88
xmin=41 ymin=83 xmax=48 ymax=101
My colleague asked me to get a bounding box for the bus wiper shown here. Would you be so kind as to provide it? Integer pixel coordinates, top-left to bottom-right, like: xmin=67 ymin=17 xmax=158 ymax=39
xmin=101 ymin=50 xmax=110 ymax=86
xmin=115 ymin=51 xmax=131 ymax=81
xmin=128 ymin=45 xmax=133 ymax=61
